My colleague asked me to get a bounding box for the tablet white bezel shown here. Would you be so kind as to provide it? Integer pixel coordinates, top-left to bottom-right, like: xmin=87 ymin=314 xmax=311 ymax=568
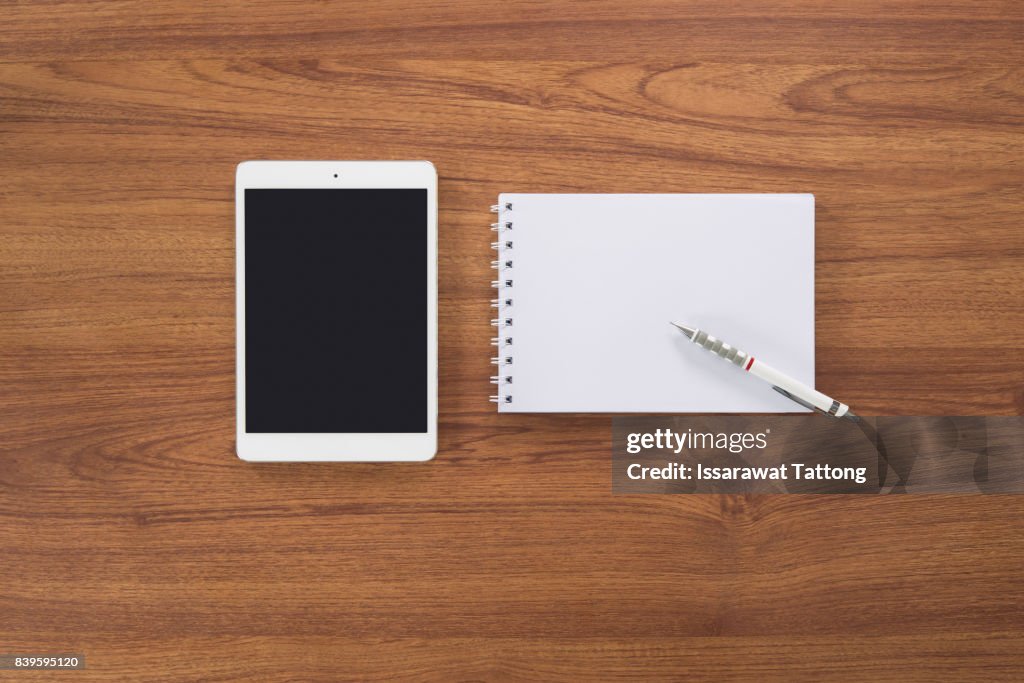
xmin=236 ymin=160 xmax=437 ymax=461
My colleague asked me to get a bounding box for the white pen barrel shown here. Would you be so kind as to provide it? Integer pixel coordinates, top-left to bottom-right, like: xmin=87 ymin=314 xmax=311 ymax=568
xmin=681 ymin=326 xmax=852 ymax=418
xmin=748 ymin=359 xmax=849 ymax=417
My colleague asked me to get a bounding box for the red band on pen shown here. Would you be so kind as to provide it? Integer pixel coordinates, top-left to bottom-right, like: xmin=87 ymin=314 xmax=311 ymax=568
xmin=745 ymin=357 xmax=755 ymax=371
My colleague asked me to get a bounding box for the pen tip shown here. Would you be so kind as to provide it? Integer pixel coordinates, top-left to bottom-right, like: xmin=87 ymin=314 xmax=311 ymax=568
xmin=670 ymin=322 xmax=696 ymax=340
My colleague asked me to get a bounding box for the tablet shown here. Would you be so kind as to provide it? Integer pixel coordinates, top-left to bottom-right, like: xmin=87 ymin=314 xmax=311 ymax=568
xmin=236 ymin=161 xmax=437 ymax=461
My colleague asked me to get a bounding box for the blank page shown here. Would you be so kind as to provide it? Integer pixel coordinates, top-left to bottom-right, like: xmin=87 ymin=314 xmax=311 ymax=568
xmin=493 ymin=194 xmax=815 ymax=412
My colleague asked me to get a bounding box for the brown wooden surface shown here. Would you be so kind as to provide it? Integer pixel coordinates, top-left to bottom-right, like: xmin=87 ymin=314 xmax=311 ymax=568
xmin=2 ymin=1 xmax=1023 ymax=681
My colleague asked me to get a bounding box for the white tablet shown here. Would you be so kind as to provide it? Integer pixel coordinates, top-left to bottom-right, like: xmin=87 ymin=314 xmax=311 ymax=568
xmin=236 ymin=161 xmax=437 ymax=461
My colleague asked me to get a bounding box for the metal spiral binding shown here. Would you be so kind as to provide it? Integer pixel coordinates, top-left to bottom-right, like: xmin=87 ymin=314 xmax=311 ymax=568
xmin=490 ymin=201 xmax=513 ymax=405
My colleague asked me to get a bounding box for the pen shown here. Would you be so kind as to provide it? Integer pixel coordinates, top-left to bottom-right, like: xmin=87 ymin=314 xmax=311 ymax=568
xmin=671 ymin=322 xmax=856 ymax=420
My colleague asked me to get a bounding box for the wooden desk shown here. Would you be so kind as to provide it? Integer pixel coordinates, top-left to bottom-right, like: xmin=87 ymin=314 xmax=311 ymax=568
xmin=2 ymin=2 xmax=1022 ymax=680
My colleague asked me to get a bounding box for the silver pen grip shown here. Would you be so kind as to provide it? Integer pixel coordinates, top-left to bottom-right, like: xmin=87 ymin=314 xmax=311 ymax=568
xmin=689 ymin=329 xmax=750 ymax=368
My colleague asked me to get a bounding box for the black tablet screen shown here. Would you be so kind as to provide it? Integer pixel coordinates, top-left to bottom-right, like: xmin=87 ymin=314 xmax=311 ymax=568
xmin=244 ymin=189 xmax=427 ymax=433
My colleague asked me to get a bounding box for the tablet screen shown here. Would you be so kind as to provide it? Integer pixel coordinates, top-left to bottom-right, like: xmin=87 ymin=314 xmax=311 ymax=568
xmin=244 ymin=188 xmax=427 ymax=433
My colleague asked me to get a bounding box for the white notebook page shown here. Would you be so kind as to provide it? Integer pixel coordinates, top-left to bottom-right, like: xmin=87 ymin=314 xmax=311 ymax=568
xmin=494 ymin=194 xmax=815 ymax=413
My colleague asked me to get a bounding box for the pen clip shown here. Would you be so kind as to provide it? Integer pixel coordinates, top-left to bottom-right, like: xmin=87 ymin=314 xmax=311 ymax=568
xmin=772 ymin=385 xmax=823 ymax=414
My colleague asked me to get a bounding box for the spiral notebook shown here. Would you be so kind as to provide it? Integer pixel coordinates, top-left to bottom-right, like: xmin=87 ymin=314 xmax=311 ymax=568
xmin=489 ymin=193 xmax=815 ymax=413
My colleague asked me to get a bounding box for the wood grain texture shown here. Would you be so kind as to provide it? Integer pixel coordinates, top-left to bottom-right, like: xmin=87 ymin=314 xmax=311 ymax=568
xmin=1 ymin=1 xmax=1023 ymax=680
